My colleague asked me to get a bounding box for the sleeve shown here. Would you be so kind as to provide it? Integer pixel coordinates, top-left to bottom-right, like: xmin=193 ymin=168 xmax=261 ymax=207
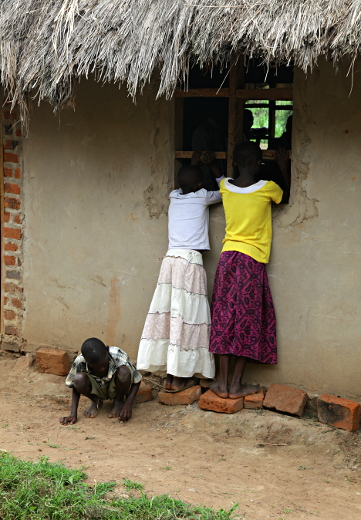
xmin=267 ymin=181 xmax=283 ymax=204
xmin=65 ymin=356 xmax=83 ymax=388
xmin=203 ymin=176 xmax=224 ymax=205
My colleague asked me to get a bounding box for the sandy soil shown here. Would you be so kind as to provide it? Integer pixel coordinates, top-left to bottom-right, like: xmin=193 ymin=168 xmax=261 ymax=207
xmin=0 ymin=357 xmax=360 ymax=519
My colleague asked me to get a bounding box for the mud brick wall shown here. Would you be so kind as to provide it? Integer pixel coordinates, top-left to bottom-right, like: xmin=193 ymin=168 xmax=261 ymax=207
xmin=1 ymin=105 xmax=24 ymax=354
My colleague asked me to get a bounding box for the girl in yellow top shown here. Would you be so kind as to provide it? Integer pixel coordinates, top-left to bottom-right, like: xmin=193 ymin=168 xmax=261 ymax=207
xmin=209 ymin=141 xmax=290 ymax=399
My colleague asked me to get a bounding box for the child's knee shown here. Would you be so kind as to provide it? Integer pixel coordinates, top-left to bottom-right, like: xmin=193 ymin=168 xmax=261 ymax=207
xmin=116 ymin=366 xmax=131 ymax=385
xmin=73 ymin=372 xmax=90 ymax=390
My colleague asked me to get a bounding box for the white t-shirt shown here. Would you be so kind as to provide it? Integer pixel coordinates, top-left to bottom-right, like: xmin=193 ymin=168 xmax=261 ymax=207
xmin=168 ymin=179 xmax=223 ymax=251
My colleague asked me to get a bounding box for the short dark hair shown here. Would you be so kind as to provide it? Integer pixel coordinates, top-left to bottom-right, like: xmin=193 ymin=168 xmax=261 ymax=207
xmin=81 ymin=338 xmax=108 ymax=364
xmin=178 ymin=165 xmax=202 ymax=191
xmin=234 ymin=141 xmax=262 ymax=167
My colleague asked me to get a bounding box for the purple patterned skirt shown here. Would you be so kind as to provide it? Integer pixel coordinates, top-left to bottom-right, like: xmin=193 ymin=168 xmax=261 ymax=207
xmin=209 ymin=251 xmax=277 ymax=364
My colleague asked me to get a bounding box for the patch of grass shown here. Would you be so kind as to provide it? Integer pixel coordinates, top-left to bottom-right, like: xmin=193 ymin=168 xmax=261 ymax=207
xmin=122 ymin=478 xmax=145 ymax=491
xmin=0 ymin=453 xmax=239 ymax=519
xmin=2 ymin=423 xmax=8 ymax=427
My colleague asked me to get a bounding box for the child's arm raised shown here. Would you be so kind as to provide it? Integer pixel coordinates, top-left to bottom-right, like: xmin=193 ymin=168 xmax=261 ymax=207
xmin=59 ymin=387 xmax=80 ymax=425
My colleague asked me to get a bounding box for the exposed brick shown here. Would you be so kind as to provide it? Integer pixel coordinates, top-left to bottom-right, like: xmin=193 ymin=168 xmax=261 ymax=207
xmin=4 ymin=282 xmax=20 ymax=293
xmin=134 ymin=381 xmax=153 ymax=404
xmin=13 ymin=215 xmax=22 ymax=224
xmin=4 ymin=140 xmax=18 ymax=150
xmin=263 ymin=384 xmax=308 ymax=417
xmin=11 ymin=298 xmax=22 ymax=309
xmin=2 ymin=341 xmax=20 ymax=352
xmin=4 ymin=227 xmax=22 ymax=240
xmin=244 ymin=389 xmax=265 ymax=409
xmin=5 ymin=183 xmax=20 ymax=195
xmin=317 ymin=394 xmax=361 ymax=432
xmin=4 ymin=197 xmax=20 ymax=210
xmin=5 ymin=325 xmax=19 ymax=336
xmin=4 ymin=255 xmax=16 ymax=266
xmin=4 ymin=212 xmax=10 ymax=223
xmin=16 ymin=129 xmax=22 ymax=137
xmin=4 ymin=297 xmax=8 ymax=304
xmin=36 ymin=347 xmax=71 ymax=376
xmin=4 ymin=110 xmax=18 ymax=120
xmin=4 ymin=242 xmax=18 ymax=251
xmin=158 ymin=385 xmax=201 ymax=406
xmin=4 ymin=152 xmax=19 ymax=163
xmin=198 ymin=389 xmax=244 ymax=414
xmin=6 ymin=270 xmax=20 ymax=280
xmin=4 ymin=167 xmax=12 ymax=177
xmin=4 ymin=309 xmax=16 ymax=320
xmin=14 ymin=168 xmax=21 ymax=179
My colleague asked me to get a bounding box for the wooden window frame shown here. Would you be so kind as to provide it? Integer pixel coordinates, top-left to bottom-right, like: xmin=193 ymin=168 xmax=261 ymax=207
xmin=174 ymin=59 xmax=293 ymax=176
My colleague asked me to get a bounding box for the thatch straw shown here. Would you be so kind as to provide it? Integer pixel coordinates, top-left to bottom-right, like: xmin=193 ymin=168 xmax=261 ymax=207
xmin=0 ymin=1 xmax=359 ymax=127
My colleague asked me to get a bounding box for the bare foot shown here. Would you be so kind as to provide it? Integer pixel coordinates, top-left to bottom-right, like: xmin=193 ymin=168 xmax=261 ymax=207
xmin=210 ymin=381 xmax=229 ymax=399
xmin=228 ymin=384 xmax=260 ymax=399
xmin=169 ymin=377 xmax=198 ymax=392
xmin=84 ymin=399 xmax=102 ymax=418
xmin=109 ymin=400 xmax=124 ymax=418
xmin=165 ymin=374 xmax=173 ymax=391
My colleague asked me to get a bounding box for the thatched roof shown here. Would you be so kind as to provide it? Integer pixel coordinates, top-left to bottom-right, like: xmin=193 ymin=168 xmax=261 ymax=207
xmin=0 ymin=0 xmax=360 ymax=124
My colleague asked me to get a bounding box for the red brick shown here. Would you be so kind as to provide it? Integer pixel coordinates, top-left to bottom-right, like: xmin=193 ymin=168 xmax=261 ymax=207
xmin=317 ymin=394 xmax=361 ymax=432
xmin=4 ymin=227 xmax=22 ymax=240
xmin=198 ymin=389 xmax=243 ymax=414
xmin=4 ymin=309 xmax=16 ymax=320
xmin=158 ymin=385 xmax=201 ymax=405
xmin=14 ymin=168 xmax=21 ymax=179
xmin=4 ymin=140 xmax=13 ymax=150
xmin=4 ymin=167 xmax=12 ymax=177
xmin=13 ymin=215 xmax=21 ymax=224
xmin=11 ymin=298 xmax=22 ymax=309
xmin=4 ymin=110 xmax=18 ymax=120
xmin=134 ymin=381 xmax=153 ymax=404
xmin=4 ymin=212 xmax=10 ymax=223
xmin=263 ymin=384 xmax=308 ymax=417
xmin=4 ymin=183 xmax=20 ymax=195
xmin=4 ymin=297 xmax=8 ymax=304
xmin=4 ymin=255 xmax=16 ymax=265
xmin=4 ymin=197 xmax=20 ymax=210
xmin=36 ymin=347 xmax=71 ymax=376
xmin=5 ymin=325 xmax=19 ymax=336
xmin=4 ymin=282 xmax=22 ymax=294
xmin=244 ymin=389 xmax=265 ymax=409
xmin=16 ymin=129 xmax=22 ymax=137
xmin=4 ymin=152 xmax=19 ymax=163
xmin=4 ymin=242 xmax=18 ymax=251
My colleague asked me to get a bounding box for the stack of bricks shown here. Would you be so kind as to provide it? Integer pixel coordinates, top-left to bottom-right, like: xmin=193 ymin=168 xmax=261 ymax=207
xmin=2 ymin=105 xmax=24 ymax=353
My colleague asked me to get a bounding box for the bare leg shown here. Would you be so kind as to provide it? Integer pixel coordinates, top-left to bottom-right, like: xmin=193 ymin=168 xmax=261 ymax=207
xmin=165 ymin=374 xmax=173 ymax=390
xmin=210 ymin=354 xmax=230 ymax=398
xmin=73 ymin=373 xmax=102 ymax=418
xmin=228 ymin=355 xmax=260 ymax=399
xmin=108 ymin=367 xmax=131 ymax=418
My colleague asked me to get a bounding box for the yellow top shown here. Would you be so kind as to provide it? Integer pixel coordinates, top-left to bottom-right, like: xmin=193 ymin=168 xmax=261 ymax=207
xmin=220 ymin=178 xmax=283 ymax=263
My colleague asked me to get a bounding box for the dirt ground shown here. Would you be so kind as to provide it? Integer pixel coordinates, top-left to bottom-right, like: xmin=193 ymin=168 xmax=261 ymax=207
xmin=0 ymin=358 xmax=360 ymax=519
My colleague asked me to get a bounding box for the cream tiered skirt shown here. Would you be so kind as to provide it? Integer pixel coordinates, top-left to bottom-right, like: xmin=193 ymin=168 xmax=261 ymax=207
xmin=137 ymin=249 xmax=215 ymax=379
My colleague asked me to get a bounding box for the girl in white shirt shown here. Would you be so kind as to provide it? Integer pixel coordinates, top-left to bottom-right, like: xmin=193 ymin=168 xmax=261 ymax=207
xmin=137 ymin=161 xmax=222 ymax=392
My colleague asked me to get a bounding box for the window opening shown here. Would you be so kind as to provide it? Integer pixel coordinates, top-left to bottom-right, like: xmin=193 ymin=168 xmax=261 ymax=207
xmin=175 ymin=59 xmax=294 ymax=180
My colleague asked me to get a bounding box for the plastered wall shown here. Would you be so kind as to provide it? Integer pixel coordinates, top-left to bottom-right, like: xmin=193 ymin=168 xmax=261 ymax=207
xmin=22 ymin=79 xmax=172 ymax=362
xmin=22 ymin=59 xmax=361 ymax=399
